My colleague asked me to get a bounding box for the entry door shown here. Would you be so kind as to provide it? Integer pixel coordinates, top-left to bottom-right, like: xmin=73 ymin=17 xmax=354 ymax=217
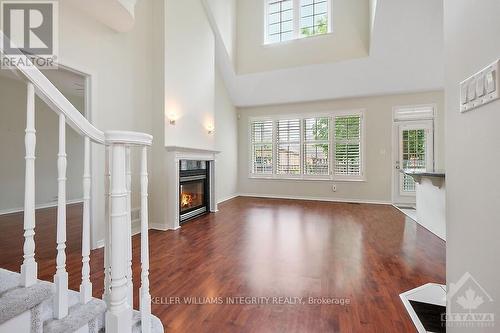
xmin=393 ymin=121 xmax=434 ymax=205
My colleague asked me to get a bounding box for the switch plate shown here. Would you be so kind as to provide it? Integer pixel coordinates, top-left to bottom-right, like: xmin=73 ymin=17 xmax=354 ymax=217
xmin=460 ymin=59 xmax=500 ymax=113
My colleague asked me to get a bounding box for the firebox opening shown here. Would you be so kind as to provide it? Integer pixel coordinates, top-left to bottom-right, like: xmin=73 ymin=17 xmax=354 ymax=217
xmin=179 ymin=160 xmax=209 ymax=223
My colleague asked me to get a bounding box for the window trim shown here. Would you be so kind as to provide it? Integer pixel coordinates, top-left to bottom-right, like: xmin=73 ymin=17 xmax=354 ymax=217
xmin=263 ymin=0 xmax=333 ymax=45
xmin=248 ymin=110 xmax=366 ymax=182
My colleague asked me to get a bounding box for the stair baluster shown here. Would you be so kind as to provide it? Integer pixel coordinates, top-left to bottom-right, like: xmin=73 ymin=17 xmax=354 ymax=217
xmin=104 ymin=145 xmax=112 ymax=305
xmin=126 ymin=146 xmax=133 ymax=307
xmin=54 ymin=113 xmax=69 ymax=319
xmin=80 ymin=136 xmax=92 ymax=303
xmin=140 ymin=146 xmax=152 ymax=333
xmin=20 ymin=82 xmax=38 ymax=287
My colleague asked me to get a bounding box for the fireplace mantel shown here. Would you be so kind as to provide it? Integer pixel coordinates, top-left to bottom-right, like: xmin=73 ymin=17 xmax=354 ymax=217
xmin=163 ymin=146 xmax=219 ymax=230
xmin=165 ymin=145 xmax=220 ymax=154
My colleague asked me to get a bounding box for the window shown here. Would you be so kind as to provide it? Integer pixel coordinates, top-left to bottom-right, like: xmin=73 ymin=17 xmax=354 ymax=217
xmin=251 ymin=120 xmax=273 ymax=175
xmin=266 ymin=0 xmax=294 ymax=43
xmin=277 ymin=119 xmax=301 ymax=175
xmin=300 ymin=0 xmax=329 ymax=36
xmin=401 ymin=128 xmax=426 ymax=192
xmin=333 ymin=114 xmax=362 ymax=178
xmin=265 ymin=0 xmax=331 ymax=44
xmin=249 ymin=112 xmax=364 ymax=180
xmin=303 ymin=117 xmax=329 ymax=175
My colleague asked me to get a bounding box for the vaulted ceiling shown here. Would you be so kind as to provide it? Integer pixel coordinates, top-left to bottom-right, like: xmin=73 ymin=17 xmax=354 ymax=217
xmin=211 ymin=0 xmax=444 ymax=107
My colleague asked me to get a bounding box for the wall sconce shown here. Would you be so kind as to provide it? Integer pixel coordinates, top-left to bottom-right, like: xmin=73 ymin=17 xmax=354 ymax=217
xmin=167 ymin=112 xmax=178 ymax=125
xmin=207 ymin=124 xmax=215 ymax=135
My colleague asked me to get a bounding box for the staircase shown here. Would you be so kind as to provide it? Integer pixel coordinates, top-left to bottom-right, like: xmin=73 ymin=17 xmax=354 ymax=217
xmin=0 ymin=32 xmax=163 ymax=333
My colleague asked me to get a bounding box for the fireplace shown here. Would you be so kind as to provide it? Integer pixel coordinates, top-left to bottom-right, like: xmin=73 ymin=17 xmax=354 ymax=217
xmin=179 ymin=160 xmax=209 ymax=223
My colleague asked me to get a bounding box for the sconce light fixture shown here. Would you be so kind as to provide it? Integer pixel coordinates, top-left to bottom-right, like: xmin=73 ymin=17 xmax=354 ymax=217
xmin=167 ymin=112 xmax=178 ymax=125
xmin=207 ymin=124 xmax=215 ymax=135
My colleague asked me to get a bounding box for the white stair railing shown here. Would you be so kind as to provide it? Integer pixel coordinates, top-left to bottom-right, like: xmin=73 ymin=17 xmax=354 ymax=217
xmin=1 ymin=31 xmax=154 ymax=333
xmin=104 ymin=146 xmax=112 ymax=305
xmin=80 ymin=136 xmax=92 ymax=304
xmin=20 ymin=82 xmax=37 ymax=288
xmin=126 ymin=147 xmax=133 ymax=307
xmin=140 ymin=146 xmax=151 ymax=333
xmin=54 ymin=113 xmax=69 ymax=319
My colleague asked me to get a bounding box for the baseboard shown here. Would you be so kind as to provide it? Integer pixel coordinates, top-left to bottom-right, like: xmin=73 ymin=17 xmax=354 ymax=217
xmin=94 ymin=239 xmax=105 ymax=249
xmin=238 ymin=193 xmax=391 ymax=205
xmin=0 ymin=199 xmax=84 ymax=216
xmin=217 ymin=193 xmax=240 ymax=204
xmin=149 ymin=222 xmax=170 ymax=231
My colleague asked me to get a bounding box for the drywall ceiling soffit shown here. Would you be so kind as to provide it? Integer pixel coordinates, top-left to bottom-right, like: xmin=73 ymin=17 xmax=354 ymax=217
xmin=66 ymin=0 xmax=138 ymax=32
xmin=215 ymin=0 xmax=444 ymax=107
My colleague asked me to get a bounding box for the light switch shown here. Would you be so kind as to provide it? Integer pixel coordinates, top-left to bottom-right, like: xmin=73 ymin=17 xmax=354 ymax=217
xmin=460 ymin=59 xmax=499 ymax=113
xmin=486 ymin=70 xmax=496 ymax=93
xmin=467 ymin=78 xmax=476 ymax=102
xmin=460 ymin=83 xmax=468 ymax=105
xmin=476 ymin=74 xmax=485 ymax=97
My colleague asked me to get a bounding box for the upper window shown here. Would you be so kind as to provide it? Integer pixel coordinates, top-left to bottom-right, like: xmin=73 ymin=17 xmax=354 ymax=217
xmin=266 ymin=0 xmax=294 ymax=43
xmin=249 ymin=111 xmax=364 ymax=181
xmin=300 ymin=0 xmax=329 ymax=36
xmin=265 ymin=0 xmax=331 ymax=44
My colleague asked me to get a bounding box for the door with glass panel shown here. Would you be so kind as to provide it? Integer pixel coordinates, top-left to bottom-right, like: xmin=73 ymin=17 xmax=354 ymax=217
xmin=393 ymin=121 xmax=434 ymax=205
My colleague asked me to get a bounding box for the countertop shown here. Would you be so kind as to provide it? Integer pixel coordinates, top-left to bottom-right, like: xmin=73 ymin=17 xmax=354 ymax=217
xmin=401 ymin=169 xmax=446 ymax=178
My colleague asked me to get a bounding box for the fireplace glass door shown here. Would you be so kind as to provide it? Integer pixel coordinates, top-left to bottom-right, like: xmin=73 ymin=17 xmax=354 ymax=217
xmin=180 ymin=180 xmax=205 ymax=213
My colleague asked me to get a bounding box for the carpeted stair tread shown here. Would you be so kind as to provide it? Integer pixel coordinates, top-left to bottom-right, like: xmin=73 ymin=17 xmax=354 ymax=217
xmin=0 ymin=268 xmax=53 ymax=325
xmin=43 ymin=298 xmax=106 ymax=333
xmin=131 ymin=311 xmax=164 ymax=333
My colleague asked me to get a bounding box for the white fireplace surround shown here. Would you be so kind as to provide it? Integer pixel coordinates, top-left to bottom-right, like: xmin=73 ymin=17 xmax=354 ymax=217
xmin=165 ymin=146 xmax=219 ymax=230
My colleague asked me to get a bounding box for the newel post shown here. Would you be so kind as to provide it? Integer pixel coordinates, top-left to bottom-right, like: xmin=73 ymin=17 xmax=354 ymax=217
xmin=105 ymin=141 xmax=132 ymax=333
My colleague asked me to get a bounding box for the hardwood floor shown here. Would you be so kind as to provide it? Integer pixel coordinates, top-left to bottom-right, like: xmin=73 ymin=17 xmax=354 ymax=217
xmin=0 ymin=197 xmax=445 ymax=332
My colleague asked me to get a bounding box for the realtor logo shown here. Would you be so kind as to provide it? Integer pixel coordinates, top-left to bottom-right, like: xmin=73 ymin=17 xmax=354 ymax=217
xmin=443 ymin=272 xmax=495 ymax=329
xmin=1 ymin=0 xmax=58 ymax=68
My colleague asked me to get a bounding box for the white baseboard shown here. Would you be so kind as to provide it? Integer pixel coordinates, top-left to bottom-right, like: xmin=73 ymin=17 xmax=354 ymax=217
xmin=217 ymin=193 xmax=240 ymax=204
xmin=149 ymin=222 xmax=170 ymax=231
xmin=0 ymin=198 xmax=84 ymax=216
xmin=238 ymin=193 xmax=391 ymax=205
xmin=94 ymin=239 xmax=105 ymax=250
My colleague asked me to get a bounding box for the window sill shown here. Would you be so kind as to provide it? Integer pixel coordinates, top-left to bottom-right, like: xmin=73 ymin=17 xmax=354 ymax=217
xmin=263 ymin=31 xmax=334 ymax=47
xmin=248 ymin=174 xmax=366 ymax=182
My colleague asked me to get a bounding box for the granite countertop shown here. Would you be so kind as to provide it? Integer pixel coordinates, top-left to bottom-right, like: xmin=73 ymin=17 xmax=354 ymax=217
xmin=401 ymin=169 xmax=446 ymax=178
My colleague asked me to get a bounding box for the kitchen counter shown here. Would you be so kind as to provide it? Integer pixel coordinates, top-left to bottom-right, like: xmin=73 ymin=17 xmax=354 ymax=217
xmin=402 ymin=169 xmax=446 ymax=241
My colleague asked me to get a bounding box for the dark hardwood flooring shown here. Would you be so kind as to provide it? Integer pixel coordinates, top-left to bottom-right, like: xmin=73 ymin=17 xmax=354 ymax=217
xmin=0 ymin=197 xmax=445 ymax=332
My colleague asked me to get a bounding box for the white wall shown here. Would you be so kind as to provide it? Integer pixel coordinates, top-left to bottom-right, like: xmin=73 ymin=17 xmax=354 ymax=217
xmin=164 ymin=0 xmax=215 ymax=151
xmin=0 ymin=76 xmax=84 ymax=212
xmin=236 ymin=0 xmax=369 ymax=74
xmin=206 ymin=0 xmax=236 ymax=62
xmin=444 ymin=0 xmax=500 ymax=329
xmin=238 ymin=90 xmax=444 ymax=202
xmin=56 ymin=0 xmax=155 ymax=247
xmin=215 ymin=69 xmax=238 ymax=202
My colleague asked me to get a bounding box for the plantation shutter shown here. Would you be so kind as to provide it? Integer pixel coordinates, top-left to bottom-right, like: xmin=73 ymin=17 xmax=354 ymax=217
xmin=303 ymin=117 xmax=329 ymax=175
xmin=277 ymin=119 xmax=301 ymax=175
xmin=251 ymin=120 xmax=273 ymax=174
xmin=334 ymin=114 xmax=362 ymax=177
